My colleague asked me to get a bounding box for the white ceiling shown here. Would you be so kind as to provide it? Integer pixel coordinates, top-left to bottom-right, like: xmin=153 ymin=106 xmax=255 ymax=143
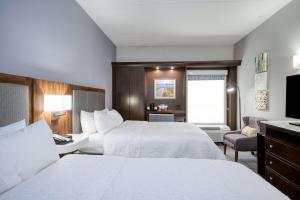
xmin=76 ymin=0 xmax=292 ymax=47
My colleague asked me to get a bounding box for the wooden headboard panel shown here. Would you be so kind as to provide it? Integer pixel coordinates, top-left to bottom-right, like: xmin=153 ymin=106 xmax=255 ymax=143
xmin=0 ymin=72 xmax=105 ymax=134
xmin=33 ymin=79 xmax=105 ymax=134
xmin=33 ymin=79 xmax=73 ymax=134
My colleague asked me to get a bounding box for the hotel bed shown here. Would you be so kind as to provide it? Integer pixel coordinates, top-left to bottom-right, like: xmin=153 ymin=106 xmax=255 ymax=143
xmin=103 ymin=120 xmax=224 ymax=159
xmin=0 ymin=154 xmax=288 ymax=200
xmin=73 ymin=90 xmax=224 ymax=159
xmin=0 ymin=82 xmax=288 ymax=200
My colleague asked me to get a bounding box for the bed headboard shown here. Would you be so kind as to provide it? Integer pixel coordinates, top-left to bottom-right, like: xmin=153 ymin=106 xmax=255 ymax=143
xmin=72 ymin=90 xmax=105 ymax=133
xmin=0 ymin=75 xmax=32 ymax=126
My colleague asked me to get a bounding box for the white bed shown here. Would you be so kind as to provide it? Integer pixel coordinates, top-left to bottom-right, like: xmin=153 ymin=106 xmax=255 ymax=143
xmin=73 ymin=91 xmax=224 ymax=159
xmin=103 ymin=120 xmax=225 ymax=159
xmin=0 ymin=154 xmax=288 ymax=200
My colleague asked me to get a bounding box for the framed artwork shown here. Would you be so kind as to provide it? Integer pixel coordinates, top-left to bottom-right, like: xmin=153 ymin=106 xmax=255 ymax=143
xmin=255 ymin=52 xmax=269 ymax=73
xmin=256 ymin=90 xmax=269 ymax=110
xmin=255 ymin=52 xmax=269 ymax=111
xmin=255 ymin=72 xmax=268 ymax=90
xmin=154 ymin=79 xmax=176 ymax=99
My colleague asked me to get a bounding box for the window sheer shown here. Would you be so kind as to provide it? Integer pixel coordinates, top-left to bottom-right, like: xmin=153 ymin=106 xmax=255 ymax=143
xmin=187 ymin=71 xmax=227 ymax=124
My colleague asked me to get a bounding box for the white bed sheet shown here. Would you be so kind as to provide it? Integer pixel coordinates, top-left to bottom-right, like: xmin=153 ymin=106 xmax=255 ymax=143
xmin=104 ymin=121 xmax=225 ymax=159
xmin=0 ymin=155 xmax=288 ymax=200
xmin=78 ymin=132 xmax=104 ymax=154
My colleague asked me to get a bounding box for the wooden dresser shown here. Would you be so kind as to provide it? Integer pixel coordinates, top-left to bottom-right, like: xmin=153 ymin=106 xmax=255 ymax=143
xmin=264 ymin=122 xmax=300 ymax=200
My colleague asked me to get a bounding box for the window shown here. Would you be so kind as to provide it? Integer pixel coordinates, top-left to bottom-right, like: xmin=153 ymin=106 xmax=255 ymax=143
xmin=187 ymin=70 xmax=227 ymax=124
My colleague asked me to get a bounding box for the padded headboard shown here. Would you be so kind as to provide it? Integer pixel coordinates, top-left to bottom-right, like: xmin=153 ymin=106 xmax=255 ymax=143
xmin=72 ymin=90 xmax=105 ymax=133
xmin=0 ymin=83 xmax=30 ymax=126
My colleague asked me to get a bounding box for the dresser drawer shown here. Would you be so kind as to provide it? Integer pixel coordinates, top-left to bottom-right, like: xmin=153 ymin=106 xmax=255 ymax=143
xmin=266 ymin=137 xmax=300 ymax=167
xmin=266 ymin=167 xmax=300 ymax=200
xmin=266 ymin=153 xmax=300 ymax=186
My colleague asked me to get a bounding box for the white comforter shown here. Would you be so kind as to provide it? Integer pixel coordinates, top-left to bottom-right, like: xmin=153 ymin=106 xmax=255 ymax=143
xmin=0 ymin=155 xmax=287 ymax=200
xmin=104 ymin=121 xmax=224 ymax=159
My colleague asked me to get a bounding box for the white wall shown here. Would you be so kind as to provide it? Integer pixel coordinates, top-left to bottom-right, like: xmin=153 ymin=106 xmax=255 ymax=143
xmin=0 ymin=0 xmax=116 ymax=108
xmin=234 ymin=0 xmax=300 ymax=120
xmin=117 ymin=45 xmax=233 ymax=62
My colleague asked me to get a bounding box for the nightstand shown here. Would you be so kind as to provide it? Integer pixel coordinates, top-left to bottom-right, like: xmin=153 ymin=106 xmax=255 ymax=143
xmin=56 ymin=134 xmax=89 ymax=156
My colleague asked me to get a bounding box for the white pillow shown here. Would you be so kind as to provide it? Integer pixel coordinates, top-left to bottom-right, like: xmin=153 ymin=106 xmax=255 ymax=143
xmin=94 ymin=110 xmax=118 ymax=135
xmin=0 ymin=119 xmax=26 ymax=135
xmin=0 ymin=146 xmax=21 ymax=194
xmin=0 ymin=119 xmax=59 ymax=181
xmin=80 ymin=111 xmax=97 ymax=134
xmin=241 ymin=126 xmax=257 ymax=137
xmin=108 ymin=109 xmax=124 ymax=125
xmin=80 ymin=109 xmax=108 ymax=134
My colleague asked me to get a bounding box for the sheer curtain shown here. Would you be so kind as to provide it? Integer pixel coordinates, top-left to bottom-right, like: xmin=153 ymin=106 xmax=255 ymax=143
xmin=187 ymin=70 xmax=227 ymax=124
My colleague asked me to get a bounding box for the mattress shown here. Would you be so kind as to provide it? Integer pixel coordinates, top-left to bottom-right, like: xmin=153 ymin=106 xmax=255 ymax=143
xmin=0 ymin=155 xmax=288 ymax=200
xmin=104 ymin=120 xmax=225 ymax=159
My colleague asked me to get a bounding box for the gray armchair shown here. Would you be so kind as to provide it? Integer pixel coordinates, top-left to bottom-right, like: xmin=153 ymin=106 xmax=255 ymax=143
xmin=223 ymin=116 xmax=266 ymax=162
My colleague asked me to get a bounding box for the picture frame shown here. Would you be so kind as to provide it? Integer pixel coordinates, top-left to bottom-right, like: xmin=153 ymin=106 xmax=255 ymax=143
xmin=255 ymin=52 xmax=269 ymax=111
xmin=255 ymin=52 xmax=269 ymax=73
xmin=154 ymin=79 xmax=176 ymax=99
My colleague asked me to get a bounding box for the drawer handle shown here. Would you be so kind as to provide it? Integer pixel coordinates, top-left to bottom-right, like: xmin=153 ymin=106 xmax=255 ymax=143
xmin=269 ymin=176 xmax=273 ymax=181
xmin=269 ymin=161 xmax=273 ymax=165
xmin=269 ymin=144 xmax=273 ymax=148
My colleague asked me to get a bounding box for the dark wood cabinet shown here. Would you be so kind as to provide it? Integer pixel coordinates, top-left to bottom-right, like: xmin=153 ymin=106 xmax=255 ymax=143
xmin=257 ymin=132 xmax=265 ymax=178
xmin=264 ymin=123 xmax=300 ymax=200
xmin=113 ymin=66 xmax=145 ymax=120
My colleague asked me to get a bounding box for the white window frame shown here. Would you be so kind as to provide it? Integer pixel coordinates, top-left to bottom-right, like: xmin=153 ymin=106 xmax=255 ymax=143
xmin=186 ymin=70 xmax=228 ymax=125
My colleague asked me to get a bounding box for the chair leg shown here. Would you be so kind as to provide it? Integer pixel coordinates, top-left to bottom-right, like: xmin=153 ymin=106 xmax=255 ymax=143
xmin=235 ymin=151 xmax=238 ymax=162
xmin=224 ymin=144 xmax=227 ymax=155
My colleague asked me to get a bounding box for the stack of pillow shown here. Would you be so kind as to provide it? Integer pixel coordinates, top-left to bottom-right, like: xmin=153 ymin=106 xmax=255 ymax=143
xmin=79 ymin=109 xmax=123 ymax=154
xmin=0 ymin=109 xmax=123 ymax=193
xmin=0 ymin=119 xmax=59 ymax=194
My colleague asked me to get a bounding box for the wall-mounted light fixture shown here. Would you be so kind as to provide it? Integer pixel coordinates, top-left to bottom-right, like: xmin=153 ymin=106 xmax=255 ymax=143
xmin=44 ymin=95 xmax=72 ymax=121
xmin=156 ymin=66 xmax=160 ymax=70
xmin=170 ymin=66 xmax=175 ymax=70
xmin=293 ymin=55 xmax=300 ymax=69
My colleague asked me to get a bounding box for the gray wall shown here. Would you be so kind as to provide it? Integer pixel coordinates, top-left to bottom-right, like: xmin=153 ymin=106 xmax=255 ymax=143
xmin=0 ymin=0 xmax=116 ymax=108
xmin=234 ymin=0 xmax=300 ymax=120
xmin=117 ymin=45 xmax=233 ymax=62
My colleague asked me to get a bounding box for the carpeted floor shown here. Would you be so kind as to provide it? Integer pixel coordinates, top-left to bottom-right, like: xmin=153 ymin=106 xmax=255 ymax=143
xmin=217 ymin=143 xmax=257 ymax=173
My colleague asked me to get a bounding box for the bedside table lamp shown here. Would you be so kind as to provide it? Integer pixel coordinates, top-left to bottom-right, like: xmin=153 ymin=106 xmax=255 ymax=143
xmin=44 ymin=95 xmax=72 ymax=121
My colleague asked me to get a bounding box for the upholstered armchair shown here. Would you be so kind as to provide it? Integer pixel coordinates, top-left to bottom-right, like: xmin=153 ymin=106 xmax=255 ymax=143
xmin=223 ymin=116 xmax=266 ymax=162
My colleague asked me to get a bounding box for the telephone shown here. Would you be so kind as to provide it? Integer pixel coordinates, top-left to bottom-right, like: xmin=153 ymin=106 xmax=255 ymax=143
xmin=53 ymin=134 xmax=73 ymax=145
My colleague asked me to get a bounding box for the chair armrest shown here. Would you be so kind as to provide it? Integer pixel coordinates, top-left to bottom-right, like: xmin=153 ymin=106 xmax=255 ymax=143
xmin=235 ymin=136 xmax=257 ymax=151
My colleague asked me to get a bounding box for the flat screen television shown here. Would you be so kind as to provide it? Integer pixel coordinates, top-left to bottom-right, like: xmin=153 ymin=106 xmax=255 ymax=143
xmin=286 ymin=74 xmax=300 ymax=125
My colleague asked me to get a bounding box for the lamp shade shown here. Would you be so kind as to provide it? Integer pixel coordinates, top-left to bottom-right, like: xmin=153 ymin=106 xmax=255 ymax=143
xmin=293 ymin=55 xmax=300 ymax=69
xmin=44 ymin=95 xmax=72 ymax=112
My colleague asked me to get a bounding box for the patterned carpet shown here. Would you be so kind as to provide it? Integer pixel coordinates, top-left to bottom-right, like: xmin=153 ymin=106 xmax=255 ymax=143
xmin=217 ymin=143 xmax=257 ymax=173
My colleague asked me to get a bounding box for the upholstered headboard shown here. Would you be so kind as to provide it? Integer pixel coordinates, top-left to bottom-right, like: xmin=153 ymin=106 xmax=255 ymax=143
xmin=0 ymin=82 xmax=30 ymax=126
xmin=72 ymin=90 xmax=105 ymax=133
